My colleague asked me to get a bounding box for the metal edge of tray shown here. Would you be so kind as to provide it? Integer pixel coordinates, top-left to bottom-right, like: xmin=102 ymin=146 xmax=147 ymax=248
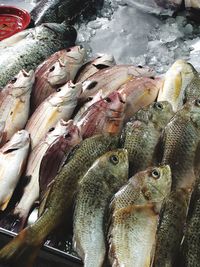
xmin=0 ymin=227 xmax=83 ymax=267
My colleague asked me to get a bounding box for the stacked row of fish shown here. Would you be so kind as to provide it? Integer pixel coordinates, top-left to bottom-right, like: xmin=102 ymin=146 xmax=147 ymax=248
xmin=0 ymin=39 xmax=200 ymax=267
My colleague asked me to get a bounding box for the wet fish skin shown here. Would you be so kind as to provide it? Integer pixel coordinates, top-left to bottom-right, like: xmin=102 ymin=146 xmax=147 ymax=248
xmin=73 ymin=149 xmax=128 ymax=267
xmin=0 ymin=23 xmax=77 ymax=88
xmin=161 ymin=99 xmax=200 ymax=190
xmin=26 ymin=81 xmax=82 ymax=149
xmin=77 ymin=91 xmax=126 ymax=139
xmin=0 ymin=134 xmax=119 ymax=266
xmin=157 ymin=59 xmax=197 ymax=112
xmin=108 ymin=165 xmax=172 ymax=267
xmin=0 ymin=130 xmax=30 ymax=211
xmin=180 ymin=176 xmax=200 ymax=267
xmin=0 ymin=70 xmax=35 ymax=145
xmin=121 ymin=101 xmax=174 ymax=176
xmin=0 ymin=122 xmax=5 ymax=145
xmin=31 ymin=0 xmax=101 ymax=26
xmin=80 ymin=64 xmax=155 ymax=101
xmin=12 ymin=120 xmax=80 ymax=231
xmin=75 ymin=54 xmax=116 ymax=83
xmin=118 ymin=76 xmax=162 ymax=121
xmin=32 ymin=46 xmax=85 ymax=111
xmin=153 ymin=188 xmax=190 ymax=267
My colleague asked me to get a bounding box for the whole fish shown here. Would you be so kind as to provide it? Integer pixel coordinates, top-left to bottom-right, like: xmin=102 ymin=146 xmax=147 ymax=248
xmin=32 ymin=46 xmax=86 ymax=111
xmin=108 ymin=165 xmax=172 ymax=267
xmin=157 ymin=60 xmax=198 ymax=112
xmin=161 ymin=99 xmax=200 ymax=190
xmin=153 ymin=188 xmax=190 ymax=267
xmin=76 ymin=91 xmax=126 ymax=139
xmin=0 ymin=134 xmax=119 ymax=267
xmin=121 ymin=101 xmax=174 ymax=176
xmin=73 ymin=149 xmax=128 ymax=267
xmin=11 ymin=120 xmax=81 ymax=232
xmin=118 ymin=77 xmax=162 ymax=121
xmin=180 ymin=176 xmax=200 ymax=267
xmin=0 ymin=70 xmax=35 ymax=145
xmin=75 ymin=54 xmax=116 ymax=83
xmin=0 ymin=130 xmax=30 ymax=211
xmin=26 ymin=81 xmax=82 ymax=149
xmin=31 ymin=0 xmax=101 ymax=26
xmin=0 ymin=23 xmax=76 ymax=87
xmin=80 ymin=65 xmax=155 ymax=101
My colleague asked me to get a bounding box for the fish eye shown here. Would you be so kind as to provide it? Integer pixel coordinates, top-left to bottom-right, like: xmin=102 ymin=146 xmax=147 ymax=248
xmin=137 ymin=65 xmax=143 ymax=68
xmin=109 ymin=155 xmax=119 ymax=165
xmin=195 ymin=99 xmax=200 ymax=107
xmin=56 ymin=88 xmax=61 ymax=92
xmin=151 ymin=169 xmax=160 ymax=179
xmin=64 ymin=133 xmax=71 ymax=139
xmin=48 ymin=127 xmax=55 ymax=132
xmin=10 ymin=77 xmax=17 ymax=84
xmin=86 ymin=97 xmax=93 ymax=102
xmin=67 ymin=48 xmax=71 ymax=52
xmin=49 ymin=66 xmax=55 ymax=72
xmin=105 ymin=97 xmax=112 ymax=103
xmin=153 ymin=102 xmax=163 ymax=110
xmin=150 ymin=76 xmax=155 ymax=80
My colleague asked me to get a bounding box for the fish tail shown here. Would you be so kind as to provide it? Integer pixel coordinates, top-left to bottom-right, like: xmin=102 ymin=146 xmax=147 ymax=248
xmin=0 ymin=226 xmax=43 ymax=267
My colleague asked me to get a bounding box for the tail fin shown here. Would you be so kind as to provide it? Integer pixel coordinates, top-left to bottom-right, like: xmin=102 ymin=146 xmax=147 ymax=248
xmin=0 ymin=227 xmax=43 ymax=267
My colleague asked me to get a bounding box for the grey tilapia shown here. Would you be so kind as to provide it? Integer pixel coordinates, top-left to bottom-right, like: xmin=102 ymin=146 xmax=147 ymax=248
xmin=161 ymin=99 xmax=200 ymax=190
xmin=32 ymin=46 xmax=86 ymax=111
xmin=0 ymin=134 xmax=119 ymax=267
xmin=75 ymin=54 xmax=116 ymax=83
xmin=0 ymin=70 xmax=35 ymax=145
xmin=121 ymin=101 xmax=174 ymax=176
xmin=0 ymin=23 xmax=76 ymax=87
xmin=108 ymin=165 xmax=172 ymax=267
xmin=180 ymin=176 xmax=200 ymax=267
xmin=80 ymin=65 xmax=155 ymax=101
xmin=31 ymin=0 xmax=101 ymax=26
xmin=73 ymin=149 xmax=128 ymax=267
xmin=153 ymin=188 xmax=190 ymax=267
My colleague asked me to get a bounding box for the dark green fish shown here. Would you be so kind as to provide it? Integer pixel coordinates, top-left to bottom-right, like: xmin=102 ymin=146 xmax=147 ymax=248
xmin=0 ymin=134 xmax=119 ymax=267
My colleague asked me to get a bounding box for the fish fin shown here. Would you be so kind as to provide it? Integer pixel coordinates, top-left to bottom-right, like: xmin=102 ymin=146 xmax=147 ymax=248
xmin=0 ymin=227 xmax=41 ymax=267
xmin=38 ymin=186 xmax=52 ymax=217
xmin=0 ymin=194 xmax=12 ymax=211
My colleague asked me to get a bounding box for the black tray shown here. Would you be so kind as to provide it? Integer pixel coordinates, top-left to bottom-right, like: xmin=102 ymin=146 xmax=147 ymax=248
xmin=0 ymin=228 xmax=83 ymax=267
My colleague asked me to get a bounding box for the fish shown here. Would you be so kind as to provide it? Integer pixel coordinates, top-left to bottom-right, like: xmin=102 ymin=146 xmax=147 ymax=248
xmin=0 ymin=130 xmax=30 ymax=211
xmin=108 ymin=165 xmax=172 ymax=267
xmin=73 ymin=149 xmax=128 ymax=267
xmin=121 ymin=101 xmax=174 ymax=176
xmin=32 ymin=46 xmax=86 ymax=111
xmin=153 ymin=188 xmax=190 ymax=267
xmin=0 ymin=23 xmax=77 ymax=87
xmin=0 ymin=70 xmax=35 ymax=145
xmin=161 ymin=99 xmax=200 ymax=190
xmin=25 ymin=81 xmax=82 ymax=149
xmin=185 ymin=0 xmax=200 ymax=22
xmin=157 ymin=60 xmax=198 ymax=112
xmin=180 ymin=176 xmax=200 ymax=267
xmin=30 ymin=0 xmax=102 ymax=26
xmin=0 ymin=134 xmax=119 ymax=267
xmin=118 ymin=76 xmax=162 ymax=121
xmin=76 ymin=91 xmax=126 ymax=139
xmin=185 ymin=0 xmax=200 ymax=9
xmin=80 ymin=64 xmax=156 ymax=101
xmin=74 ymin=54 xmax=116 ymax=83
xmin=8 ymin=120 xmax=81 ymax=232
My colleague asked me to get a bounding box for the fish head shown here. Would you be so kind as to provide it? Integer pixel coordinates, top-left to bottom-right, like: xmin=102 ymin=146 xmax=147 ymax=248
xmin=1 ymin=130 xmax=30 ymax=153
xmin=64 ymin=45 xmax=86 ymax=63
xmin=128 ymin=65 xmax=156 ymax=78
xmin=8 ymin=70 xmax=35 ymax=97
xmin=102 ymin=91 xmax=126 ymax=114
xmin=94 ymin=54 xmax=116 ymax=67
xmin=98 ymin=148 xmax=129 ymax=188
xmin=46 ymin=59 xmax=69 ymax=86
xmin=140 ymin=165 xmax=172 ymax=203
